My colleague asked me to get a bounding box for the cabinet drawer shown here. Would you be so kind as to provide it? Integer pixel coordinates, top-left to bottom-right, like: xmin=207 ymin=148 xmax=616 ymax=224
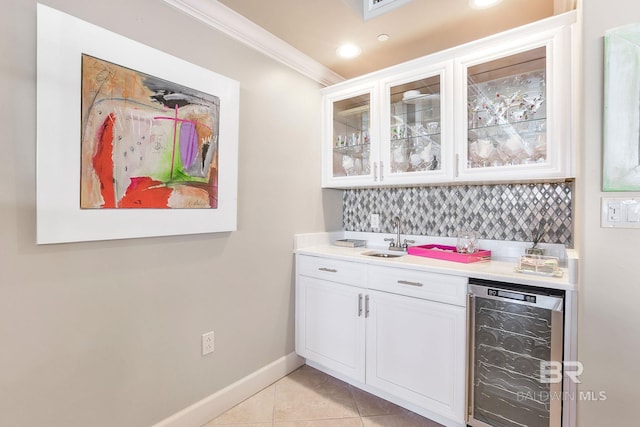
xmin=367 ymin=265 xmax=467 ymax=306
xmin=297 ymin=255 xmax=366 ymax=287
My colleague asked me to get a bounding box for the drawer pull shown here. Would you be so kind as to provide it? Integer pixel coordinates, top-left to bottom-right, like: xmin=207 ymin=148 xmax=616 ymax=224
xmin=318 ymin=267 xmax=338 ymax=273
xmin=398 ymin=279 xmax=424 ymax=287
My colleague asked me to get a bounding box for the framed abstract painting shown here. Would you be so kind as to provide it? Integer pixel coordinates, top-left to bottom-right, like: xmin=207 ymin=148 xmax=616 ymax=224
xmin=36 ymin=4 xmax=239 ymax=243
xmin=603 ymin=23 xmax=640 ymax=191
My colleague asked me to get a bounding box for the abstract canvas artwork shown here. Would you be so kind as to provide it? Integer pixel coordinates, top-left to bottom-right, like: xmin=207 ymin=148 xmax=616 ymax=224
xmin=37 ymin=4 xmax=239 ymax=244
xmin=81 ymin=55 xmax=220 ymax=209
xmin=603 ymin=23 xmax=640 ymax=191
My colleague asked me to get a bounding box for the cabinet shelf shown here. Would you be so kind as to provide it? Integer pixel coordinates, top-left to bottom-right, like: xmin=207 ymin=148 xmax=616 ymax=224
xmin=468 ymin=117 xmax=546 ymax=134
xmin=391 ymin=134 xmax=441 ymax=144
xmin=333 ymin=143 xmax=371 ymax=157
xmin=477 ymin=361 xmax=548 ymax=395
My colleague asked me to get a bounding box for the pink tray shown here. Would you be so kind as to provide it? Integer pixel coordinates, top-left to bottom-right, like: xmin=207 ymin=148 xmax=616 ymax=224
xmin=407 ymin=244 xmax=491 ymax=263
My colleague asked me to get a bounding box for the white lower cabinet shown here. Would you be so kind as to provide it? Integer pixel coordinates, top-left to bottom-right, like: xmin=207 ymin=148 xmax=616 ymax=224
xmin=295 ymin=254 xmax=467 ymax=427
xmin=296 ymin=275 xmax=366 ymax=382
xmin=366 ymin=289 xmax=466 ymax=424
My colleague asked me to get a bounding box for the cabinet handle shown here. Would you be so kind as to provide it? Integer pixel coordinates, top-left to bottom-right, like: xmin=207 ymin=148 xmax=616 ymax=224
xmin=318 ymin=267 xmax=337 ymax=273
xmin=373 ymin=162 xmax=378 ymax=181
xmin=397 ymin=280 xmax=424 ymax=287
xmin=455 ymin=154 xmax=459 ymax=177
xmin=365 ymin=295 xmax=370 ymax=318
xmin=380 ymin=161 xmax=384 ymax=181
xmin=358 ymin=293 xmax=363 ymax=317
xmin=467 ymin=293 xmax=476 ymax=420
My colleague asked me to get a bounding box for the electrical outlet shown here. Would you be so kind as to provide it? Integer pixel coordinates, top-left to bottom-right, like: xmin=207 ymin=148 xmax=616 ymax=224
xmin=202 ymin=331 xmax=215 ymax=356
xmin=370 ymin=213 xmax=380 ymax=230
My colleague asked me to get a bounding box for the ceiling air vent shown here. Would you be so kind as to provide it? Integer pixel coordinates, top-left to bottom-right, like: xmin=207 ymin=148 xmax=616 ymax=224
xmin=342 ymin=0 xmax=414 ymax=21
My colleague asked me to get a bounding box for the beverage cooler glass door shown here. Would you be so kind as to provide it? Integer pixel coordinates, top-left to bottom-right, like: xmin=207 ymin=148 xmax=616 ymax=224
xmin=468 ymin=282 xmax=564 ymax=427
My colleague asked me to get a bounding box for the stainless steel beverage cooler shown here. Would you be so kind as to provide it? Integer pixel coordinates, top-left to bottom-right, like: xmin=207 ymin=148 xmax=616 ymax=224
xmin=467 ymin=279 xmax=565 ymax=427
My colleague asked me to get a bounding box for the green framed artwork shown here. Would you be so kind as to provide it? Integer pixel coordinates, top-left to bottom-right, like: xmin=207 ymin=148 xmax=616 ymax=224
xmin=603 ymin=23 xmax=640 ymax=191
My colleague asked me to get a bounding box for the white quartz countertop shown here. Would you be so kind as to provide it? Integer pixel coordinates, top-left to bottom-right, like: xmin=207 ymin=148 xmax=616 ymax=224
xmin=294 ymin=232 xmax=578 ymax=292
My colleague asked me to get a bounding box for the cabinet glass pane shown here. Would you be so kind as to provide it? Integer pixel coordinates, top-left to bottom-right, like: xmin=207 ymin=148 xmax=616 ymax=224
xmin=389 ymin=76 xmax=441 ymax=173
xmin=333 ymin=94 xmax=371 ymax=178
xmin=467 ymin=47 xmax=547 ymax=169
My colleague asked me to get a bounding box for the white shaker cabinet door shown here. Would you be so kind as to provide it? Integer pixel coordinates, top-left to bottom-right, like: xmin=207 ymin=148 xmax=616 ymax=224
xmin=365 ymin=289 xmax=467 ymax=424
xmin=296 ymin=276 xmax=366 ymax=382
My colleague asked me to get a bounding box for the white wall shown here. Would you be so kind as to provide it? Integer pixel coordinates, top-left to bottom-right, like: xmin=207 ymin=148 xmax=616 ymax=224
xmin=577 ymin=0 xmax=640 ymax=425
xmin=0 ymin=1 xmax=342 ymax=426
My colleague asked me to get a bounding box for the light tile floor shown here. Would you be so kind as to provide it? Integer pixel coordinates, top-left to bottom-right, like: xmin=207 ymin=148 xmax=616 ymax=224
xmin=204 ymin=365 xmax=444 ymax=427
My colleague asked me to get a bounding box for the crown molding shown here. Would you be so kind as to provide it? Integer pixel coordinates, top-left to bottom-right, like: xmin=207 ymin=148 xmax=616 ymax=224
xmin=162 ymin=0 xmax=345 ymax=86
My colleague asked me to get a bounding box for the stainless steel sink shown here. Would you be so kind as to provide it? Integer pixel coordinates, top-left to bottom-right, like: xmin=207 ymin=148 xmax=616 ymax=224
xmin=361 ymin=250 xmax=405 ymax=259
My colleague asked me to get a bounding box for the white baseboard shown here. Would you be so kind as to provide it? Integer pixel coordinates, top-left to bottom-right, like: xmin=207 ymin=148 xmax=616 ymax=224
xmin=152 ymin=352 xmax=305 ymax=427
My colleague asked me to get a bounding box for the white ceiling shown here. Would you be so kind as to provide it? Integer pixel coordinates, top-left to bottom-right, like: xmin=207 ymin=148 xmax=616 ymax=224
xmin=216 ymin=0 xmax=569 ymax=80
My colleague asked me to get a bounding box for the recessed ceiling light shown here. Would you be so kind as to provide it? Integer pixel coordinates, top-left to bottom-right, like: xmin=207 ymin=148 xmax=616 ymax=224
xmin=377 ymin=34 xmax=390 ymax=42
xmin=336 ymin=43 xmax=362 ymax=59
xmin=469 ymin=0 xmax=503 ymax=9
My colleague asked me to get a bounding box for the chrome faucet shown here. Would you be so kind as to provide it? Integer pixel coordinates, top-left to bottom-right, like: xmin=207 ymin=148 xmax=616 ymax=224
xmin=384 ymin=216 xmax=415 ymax=252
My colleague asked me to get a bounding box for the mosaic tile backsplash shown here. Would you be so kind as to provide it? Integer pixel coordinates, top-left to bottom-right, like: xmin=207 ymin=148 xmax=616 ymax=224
xmin=343 ymin=183 xmax=573 ymax=247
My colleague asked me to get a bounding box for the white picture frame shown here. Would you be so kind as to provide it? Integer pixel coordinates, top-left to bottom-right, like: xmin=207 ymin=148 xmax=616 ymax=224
xmin=603 ymin=23 xmax=640 ymax=191
xmin=36 ymin=4 xmax=239 ymax=244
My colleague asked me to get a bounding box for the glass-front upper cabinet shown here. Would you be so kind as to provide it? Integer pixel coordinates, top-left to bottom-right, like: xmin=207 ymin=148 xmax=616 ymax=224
xmin=455 ymin=23 xmax=573 ymax=181
xmin=321 ymin=13 xmax=574 ymax=188
xmin=322 ymin=82 xmax=379 ymax=188
xmin=467 ymin=48 xmax=547 ymax=167
xmin=333 ymin=95 xmax=371 ymax=177
xmin=380 ymin=60 xmax=454 ymax=184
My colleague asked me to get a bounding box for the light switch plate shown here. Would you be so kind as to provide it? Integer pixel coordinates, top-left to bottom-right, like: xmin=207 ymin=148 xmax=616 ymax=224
xmin=601 ymin=197 xmax=640 ymax=228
